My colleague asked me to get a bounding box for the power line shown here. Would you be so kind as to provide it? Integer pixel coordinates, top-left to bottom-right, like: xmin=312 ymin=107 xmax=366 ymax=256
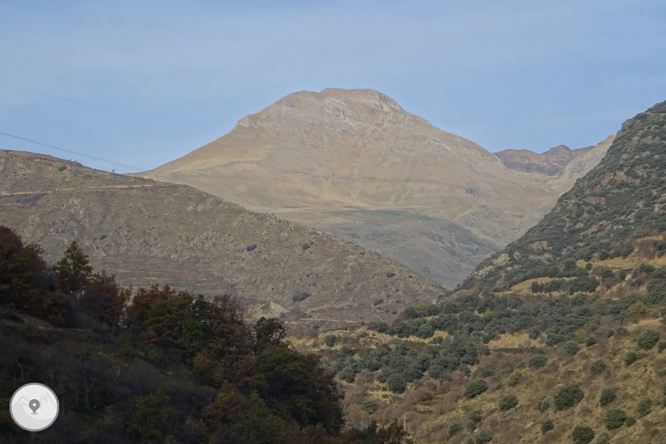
xmin=0 ymin=83 xmax=226 ymax=131
xmin=0 ymin=129 xmax=448 ymax=235
xmin=0 ymin=130 xmax=145 ymax=172
xmin=0 ymin=128 xmax=466 ymax=282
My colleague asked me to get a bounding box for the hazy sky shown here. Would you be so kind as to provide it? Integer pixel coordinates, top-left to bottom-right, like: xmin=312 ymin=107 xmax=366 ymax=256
xmin=1 ymin=0 xmax=665 ymax=172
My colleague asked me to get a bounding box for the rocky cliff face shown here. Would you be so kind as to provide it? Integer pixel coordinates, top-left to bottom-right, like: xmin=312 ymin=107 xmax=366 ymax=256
xmin=137 ymin=88 xmax=614 ymax=287
xmin=0 ymin=149 xmax=442 ymax=330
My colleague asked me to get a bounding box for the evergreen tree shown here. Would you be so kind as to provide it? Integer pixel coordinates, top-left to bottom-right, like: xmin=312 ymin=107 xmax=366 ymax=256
xmin=55 ymin=241 xmax=93 ymax=297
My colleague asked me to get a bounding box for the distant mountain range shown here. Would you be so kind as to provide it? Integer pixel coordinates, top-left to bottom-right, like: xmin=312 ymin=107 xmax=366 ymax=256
xmin=136 ymin=88 xmax=614 ymax=287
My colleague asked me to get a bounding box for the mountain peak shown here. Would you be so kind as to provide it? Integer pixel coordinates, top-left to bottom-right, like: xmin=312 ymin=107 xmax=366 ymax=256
xmin=137 ymin=90 xmax=613 ymax=288
xmin=234 ymin=88 xmax=406 ymax=132
xmin=543 ymin=144 xmax=572 ymax=155
xmin=495 ymin=140 xmax=614 ymax=177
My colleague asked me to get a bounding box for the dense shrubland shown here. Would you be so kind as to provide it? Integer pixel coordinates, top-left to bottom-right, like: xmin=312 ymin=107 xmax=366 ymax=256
xmin=311 ymin=101 xmax=666 ymax=442
xmin=461 ymin=101 xmax=666 ymax=292
xmin=314 ymin=254 xmax=666 ymax=442
xmin=0 ymin=226 xmax=409 ymax=444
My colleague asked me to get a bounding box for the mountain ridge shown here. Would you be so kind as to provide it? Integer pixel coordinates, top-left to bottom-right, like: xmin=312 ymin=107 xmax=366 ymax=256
xmin=136 ymin=88 xmax=614 ymax=288
xmin=0 ymin=149 xmax=441 ymax=330
xmin=460 ymin=100 xmax=666 ymax=291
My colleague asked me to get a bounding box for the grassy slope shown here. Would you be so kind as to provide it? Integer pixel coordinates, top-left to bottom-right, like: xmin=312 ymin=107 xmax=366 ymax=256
xmin=291 ymin=100 xmax=666 ymax=443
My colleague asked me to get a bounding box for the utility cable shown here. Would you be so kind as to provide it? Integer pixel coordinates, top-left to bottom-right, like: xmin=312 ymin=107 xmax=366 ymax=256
xmin=0 ymin=130 xmax=145 ymax=172
xmin=0 ymin=129 xmax=444 ymax=235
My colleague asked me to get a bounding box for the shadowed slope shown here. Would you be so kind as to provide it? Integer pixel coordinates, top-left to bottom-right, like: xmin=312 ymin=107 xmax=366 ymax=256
xmin=0 ymin=149 xmax=442 ymax=330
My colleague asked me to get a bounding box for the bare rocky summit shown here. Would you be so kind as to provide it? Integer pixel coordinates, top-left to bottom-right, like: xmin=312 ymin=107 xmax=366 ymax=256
xmin=137 ymin=88 xmax=614 ymax=287
xmin=496 ymin=144 xmax=591 ymax=176
xmin=0 ymin=149 xmax=442 ymax=330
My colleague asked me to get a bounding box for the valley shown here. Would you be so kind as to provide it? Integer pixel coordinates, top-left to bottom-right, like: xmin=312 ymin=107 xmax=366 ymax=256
xmin=293 ymin=100 xmax=666 ymax=443
xmin=137 ymin=88 xmax=614 ymax=288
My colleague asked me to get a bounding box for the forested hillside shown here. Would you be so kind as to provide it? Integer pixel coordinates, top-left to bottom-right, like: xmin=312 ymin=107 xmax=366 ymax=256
xmin=294 ymin=101 xmax=666 ymax=443
xmin=461 ymin=101 xmax=666 ymax=291
xmin=0 ymin=226 xmax=409 ymax=444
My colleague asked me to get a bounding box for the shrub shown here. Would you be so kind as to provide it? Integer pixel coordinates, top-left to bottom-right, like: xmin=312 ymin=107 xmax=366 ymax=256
xmin=386 ymin=272 xmax=396 ymax=278
xmin=474 ymin=430 xmax=492 ymax=443
xmin=302 ymin=243 xmax=311 ymax=250
xmin=448 ymin=422 xmax=462 ymax=438
xmin=464 ymin=379 xmax=488 ymax=399
xmin=468 ymin=409 xmax=482 ymax=427
xmin=403 ymin=366 xmax=423 ymax=382
xmin=292 ymin=292 xmax=310 ymax=302
xmin=586 ymin=336 xmax=597 ymax=347
xmin=498 ymin=394 xmax=519 ymax=411
xmin=508 ymin=371 xmax=520 ymax=387
xmin=590 ymin=359 xmax=607 ymax=376
xmin=337 ymin=346 xmax=354 ymax=359
xmin=572 ymin=425 xmax=595 ymax=444
xmin=572 ymin=292 xmax=587 ymax=306
xmin=625 ymin=351 xmax=638 ymax=366
xmin=595 ymin=432 xmax=610 ymax=444
xmin=528 ymin=354 xmax=547 ymax=369
xmin=638 ymin=329 xmax=659 ymax=350
xmin=531 ymin=281 xmax=541 ymax=293
xmin=554 ymin=384 xmax=584 ymax=411
xmin=430 ymin=336 xmax=444 ymax=345
xmin=386 ymin=373 xmax=406 ymax=394
xmin=541 ymin=419 xmax=554 ymax=434
xmin=658 ymin=341 xmax=666 ymax=353
xmin=564 ymin=341 xmax=580 ymax=356
xmin=428 ymin=365 xmax=451 ymax=381
xmin=417 ymin=323 xmax=434 ymax=339
xmin=636 ymin=398 xmax=652 ymax=417
xmin=604 ymin=409 xmax=627 ymax=430
xmin=625 ymin=416 xmax=636 ymax=427
xmin=599 ymin=388 xmax=616 ymax=407
xmin=324 ymin=335 xmax=337 ymax=347
xmin=467 ymin=410 xmax=483 ymax=431
xmin=538 ymin=396 xmax=552 ymax=412
xmin=245 ymin=244 xmax=257 ymax=251
xmin=362 ymin=398 xmax=377 ymax=413
xmin=372 ymin=298 xmax=384 ymax=306
xmin=338 ymin=366 xmax=356 ymax=383
xmin=627 ymin=301 xmax=647 ymax=321
xmin=477 ymin=365 xmax=496 ymax=378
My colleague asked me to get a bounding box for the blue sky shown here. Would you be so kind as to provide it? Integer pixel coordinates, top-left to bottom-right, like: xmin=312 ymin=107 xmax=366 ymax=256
xmin=0 ymin=0 xmax=665 ymax=173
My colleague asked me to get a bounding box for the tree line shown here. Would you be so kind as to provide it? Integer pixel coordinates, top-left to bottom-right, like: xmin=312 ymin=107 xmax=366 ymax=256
xmin=0 ymin=226 xmax=410 ymax=444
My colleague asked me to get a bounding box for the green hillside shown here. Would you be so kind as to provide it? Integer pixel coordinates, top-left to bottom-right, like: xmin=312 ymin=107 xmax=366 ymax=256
xmin=460 ymin=101 xmax=666 ymax=291
xmin=0 ymin=226 xmax=409 ymax=444
xmin=304 ymin=101 xmax=666 ymax=443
